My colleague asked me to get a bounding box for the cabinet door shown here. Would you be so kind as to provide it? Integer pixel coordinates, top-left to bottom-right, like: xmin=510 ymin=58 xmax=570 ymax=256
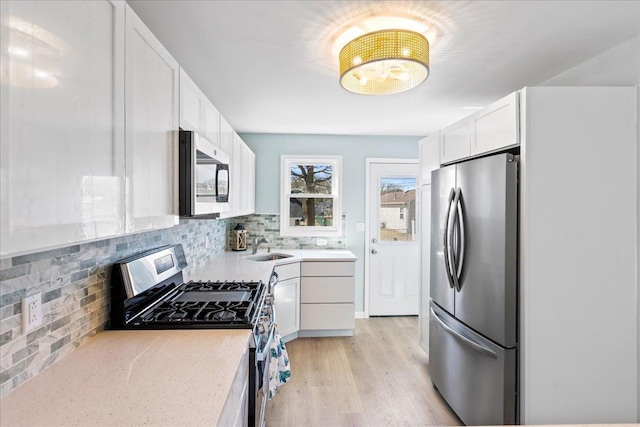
xmin=471 ymin=91 xmax=519 ymax=156
xmin=440 ymin=118 xmax=472 ymax=164
xmin=202 ymin=100 xmax=221 ymax=148
xmin=274 ymin=277 xmax=300 ymax=337
xmin=125 ymin=5 xmax=179 ymax=232
xmin=0 ymin=0 xmax=126 ymax=256
xmin=220 ymin=114 xmax=234 ymax=156
xmin=178 ymin=67 xmax=201 ymax=133
xmin=419 ymin=133 xmax=440 ymax=185
xmin=247 ymin=147 xmax=256 ymax=214
xmin=419 ymin=185 xmax=431 ymax=353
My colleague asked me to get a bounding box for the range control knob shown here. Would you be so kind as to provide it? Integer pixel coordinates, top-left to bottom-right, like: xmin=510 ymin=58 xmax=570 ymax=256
xmin=265 ymin=293 xmax=275 ymax=304
xmin=257 ymin=323 xmax=265 ymax=334
xmin=262 ymin=306 xmax=272 ymax=316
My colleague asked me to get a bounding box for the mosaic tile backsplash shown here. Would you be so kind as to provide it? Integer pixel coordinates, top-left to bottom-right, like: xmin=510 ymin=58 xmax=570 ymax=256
xmin=0 ymin=218 xmax=228 ymax=397
xmin=227 ymin=214 xmax=347 ymax=250
xmin=0 ymin=212 xmax=346 ymax=396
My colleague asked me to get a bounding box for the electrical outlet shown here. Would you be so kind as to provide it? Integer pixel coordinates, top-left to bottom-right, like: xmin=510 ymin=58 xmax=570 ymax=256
xmin=316 ymin=238 xmax=327 ymax=246
xmin=22 ymin=293 xmax=42 ymax=334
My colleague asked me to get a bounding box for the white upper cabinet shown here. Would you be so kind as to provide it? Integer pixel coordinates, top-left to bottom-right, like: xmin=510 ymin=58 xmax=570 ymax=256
xmin=202 ymin=100 xmax=221 ymax=148
xmin=246 ymin=146 xmax=256 ymax=214
xmin=219 ymin=132 xmax=255 ymax=218
xmin=439 ymin=91 xmax=520 ymax=165
xmin=179 ymin=68 xmax=202 ymax=133
xmin=419 ymin=132 xmax=440 ymax=185
xmin=470 ymin=91 xmax=519 ymax=156
xmin=124 ymin=4 xmax=179 ymax=232
xmin=179 ymin=67 xmax=221 ymax=148
xmin=220 ymin=114 xmax=234 ymax=157
xmin=0 ymin=0 xmax=126 ymax=256
xmin=440 ymin=116 xmax=472 ymax=164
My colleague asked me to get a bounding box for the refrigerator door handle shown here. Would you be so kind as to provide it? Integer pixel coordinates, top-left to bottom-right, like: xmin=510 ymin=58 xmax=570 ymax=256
xmin=443 ymin=188 xmax=456 ymax=289
xmin=431 ymin=307 xmax=497 ymax=359
xmin=448 ymin=188 xmax=462 ymax=292
xmin=455 ymin=188 xmax=465 ymax=290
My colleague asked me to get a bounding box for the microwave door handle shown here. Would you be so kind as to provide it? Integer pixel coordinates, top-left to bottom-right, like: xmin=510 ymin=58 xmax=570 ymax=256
xmin=443 ymin=188 xmax=456 ymax=289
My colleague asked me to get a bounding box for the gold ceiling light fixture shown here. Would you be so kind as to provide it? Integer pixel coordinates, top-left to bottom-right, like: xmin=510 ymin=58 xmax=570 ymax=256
xmin=339 ymin=29 xmax=429 ymax=95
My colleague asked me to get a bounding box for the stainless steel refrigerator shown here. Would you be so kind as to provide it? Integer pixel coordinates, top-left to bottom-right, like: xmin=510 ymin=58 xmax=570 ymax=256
xmin=429 ymin=152 xmax=518 ymax=425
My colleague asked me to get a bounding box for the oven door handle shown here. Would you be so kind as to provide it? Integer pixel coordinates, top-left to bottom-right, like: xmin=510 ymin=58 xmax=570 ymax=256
xmin=271 ymin=299 xmax=277 ymax=325
xmin=257 ymin=323 xmax=276 ymax=362
xmin=269 ymin=270 xmax=279 ymax=293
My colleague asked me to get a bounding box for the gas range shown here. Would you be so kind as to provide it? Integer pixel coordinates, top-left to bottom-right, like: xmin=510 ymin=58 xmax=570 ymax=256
xmin=135 ymin=280 xmax=265 ymax=327
xmin=109 ymin=245 xmax=268 ymax=332
xmin=109 ymin=245 xmax=275 ymax=427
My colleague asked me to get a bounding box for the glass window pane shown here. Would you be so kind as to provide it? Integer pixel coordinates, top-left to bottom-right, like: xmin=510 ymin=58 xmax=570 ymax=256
xmin=289 ymin=197 xmax=334 ymax=227
xmin=290 ymin=164 xmax=333 ymax=194
xmin=379 ymin=177 xmax=417 ymax=241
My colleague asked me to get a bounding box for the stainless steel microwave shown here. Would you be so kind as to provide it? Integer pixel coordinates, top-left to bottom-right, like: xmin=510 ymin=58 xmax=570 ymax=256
xmin=179 ymin=130 xmax=230 ymax=217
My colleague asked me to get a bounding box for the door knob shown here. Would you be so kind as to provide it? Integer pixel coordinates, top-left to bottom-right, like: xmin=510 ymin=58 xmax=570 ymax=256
xmin=371 ymin=249 xmax=377 ymax=254
xmin=371 ymin=238 xmax=377 ymax=244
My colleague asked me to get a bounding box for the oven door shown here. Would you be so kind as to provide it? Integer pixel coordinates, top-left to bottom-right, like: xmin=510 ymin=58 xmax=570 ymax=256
xmin=255 ymin=321 xmax=275 ymax=427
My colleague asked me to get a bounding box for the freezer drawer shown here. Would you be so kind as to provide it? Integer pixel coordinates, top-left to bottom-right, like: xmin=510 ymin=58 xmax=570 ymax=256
xmin=429 ymin=302 xmax=517 ymax=425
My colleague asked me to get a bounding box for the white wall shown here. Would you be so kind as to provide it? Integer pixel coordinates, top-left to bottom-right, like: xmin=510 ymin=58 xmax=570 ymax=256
xmin=539 ymin=35 xmax=639 ymax=422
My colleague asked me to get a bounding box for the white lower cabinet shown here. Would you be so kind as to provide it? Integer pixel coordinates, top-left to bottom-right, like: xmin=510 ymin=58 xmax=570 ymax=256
xmin=218 ymin=336 xmax=249 ymax=427
xmin=299 ymin=261 xmax=355 ymax=335
xmin=273 ymin=263 xmax=300 ymax=339
xmin=300 ymin=303 xmax=355 ymax=330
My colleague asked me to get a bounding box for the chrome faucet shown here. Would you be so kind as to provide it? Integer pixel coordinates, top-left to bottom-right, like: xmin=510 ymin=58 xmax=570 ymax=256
xmin=252 ymin=237 xmax=270 ymax=254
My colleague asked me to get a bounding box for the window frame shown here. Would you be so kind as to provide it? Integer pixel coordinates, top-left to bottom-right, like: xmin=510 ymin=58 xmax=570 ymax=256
xmin=280 ymin=155 xmax=343 ymax=237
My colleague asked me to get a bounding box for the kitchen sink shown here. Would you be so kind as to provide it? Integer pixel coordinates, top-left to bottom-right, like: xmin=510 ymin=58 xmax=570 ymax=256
xmin=244 ymin=253 xmax=293 ymax=262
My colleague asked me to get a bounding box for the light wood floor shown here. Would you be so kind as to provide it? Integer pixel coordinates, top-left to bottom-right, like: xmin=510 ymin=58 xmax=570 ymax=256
xmin=266 ymin=316 xmax=462 ymax=426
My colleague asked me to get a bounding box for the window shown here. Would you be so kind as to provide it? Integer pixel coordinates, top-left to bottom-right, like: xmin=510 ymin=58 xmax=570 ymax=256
xmin=280 ymin=155 xmax=342 ymax=237
xmin=379 ymin=177 xmax=416 ymax=241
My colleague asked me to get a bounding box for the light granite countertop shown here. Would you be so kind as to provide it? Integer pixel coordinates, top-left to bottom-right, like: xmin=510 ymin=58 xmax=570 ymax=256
xmin=189 ymin=249 xmax=357 ymax=283
xmin=0 ymin=329 xmax=251 ymax=426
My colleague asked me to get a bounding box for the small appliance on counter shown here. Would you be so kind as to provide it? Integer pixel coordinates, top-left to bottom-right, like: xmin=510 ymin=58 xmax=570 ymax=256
xmin=232 ymin=223 xmax=247 ymax=251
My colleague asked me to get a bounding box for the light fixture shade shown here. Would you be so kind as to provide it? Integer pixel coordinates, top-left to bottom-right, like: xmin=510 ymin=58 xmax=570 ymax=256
xmin=339 ymin=29 xmax=429 ymax=95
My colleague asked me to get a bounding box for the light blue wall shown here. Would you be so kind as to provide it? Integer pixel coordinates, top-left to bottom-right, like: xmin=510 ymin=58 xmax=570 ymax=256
xmin=239 ymin=133 xmax=420 ymax=313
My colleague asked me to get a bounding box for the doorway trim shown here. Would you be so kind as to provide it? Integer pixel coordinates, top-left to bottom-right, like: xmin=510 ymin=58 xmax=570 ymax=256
xmin=364 ymin=157 xmax=420 ymax=318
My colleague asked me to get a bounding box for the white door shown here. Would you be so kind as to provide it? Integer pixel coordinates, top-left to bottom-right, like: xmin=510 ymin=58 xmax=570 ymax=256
xmin=368 ymin=161 xmax=420 ymax=316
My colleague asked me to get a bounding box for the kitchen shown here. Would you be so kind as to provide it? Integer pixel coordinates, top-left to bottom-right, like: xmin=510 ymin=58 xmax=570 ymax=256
xmin=1 ymin=1 xmax=639 ymax=426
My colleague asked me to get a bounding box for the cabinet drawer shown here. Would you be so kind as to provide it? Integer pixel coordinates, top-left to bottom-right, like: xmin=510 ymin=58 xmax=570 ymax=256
xmin=301 ymin=303 xmax=355 ymax=330
xmin=301 ymin=261 xmax=355 ymax=277
xmin=301 ymin=277 xmax=354 ymax=303
xmin=274 ymin=262 xmax=300 ymax=281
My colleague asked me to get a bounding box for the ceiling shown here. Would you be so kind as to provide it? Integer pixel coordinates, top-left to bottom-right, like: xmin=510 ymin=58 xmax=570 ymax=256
xmin=127 ymin=0 xmax=639 ymax=137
